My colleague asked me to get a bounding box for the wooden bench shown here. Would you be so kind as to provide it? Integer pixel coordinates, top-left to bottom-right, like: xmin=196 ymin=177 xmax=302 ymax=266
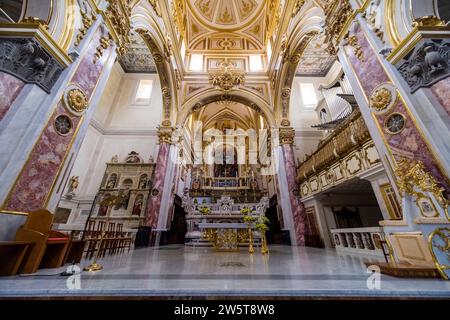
xmin=0 ymin=241 xmax=32 ymax=276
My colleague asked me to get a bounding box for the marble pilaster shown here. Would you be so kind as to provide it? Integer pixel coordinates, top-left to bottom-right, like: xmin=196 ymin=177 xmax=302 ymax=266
xmin=0 ymin=72 xmax=25 ymax=122
xmin=146 ymin=132 xmax=172 ymax=228
xmin=1 ymin=24 xmax=115 ymax=213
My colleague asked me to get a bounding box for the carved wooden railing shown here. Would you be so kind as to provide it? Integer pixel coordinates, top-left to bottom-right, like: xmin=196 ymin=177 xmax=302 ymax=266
xmin=297 ymin=110 xmax=371 ymax=183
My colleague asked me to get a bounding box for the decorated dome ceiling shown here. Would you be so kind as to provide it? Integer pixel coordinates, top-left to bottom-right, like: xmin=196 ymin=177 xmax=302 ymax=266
xmin=186 ymin=0 xmax=269 ymax=52
xmin=188 ymin=0 xmax=265 ymax=31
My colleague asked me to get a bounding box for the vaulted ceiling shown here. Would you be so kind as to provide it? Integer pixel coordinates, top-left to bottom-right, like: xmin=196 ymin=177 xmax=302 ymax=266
xmin=119 ymin=30 xmax=156 ymax=73
xmin=186 ymin=0 xmax=268 ymax=53
xmin=296 ymin=34 xmax=335 ymax=77
xmin=195 ymin=101 xmax=261 ymax=131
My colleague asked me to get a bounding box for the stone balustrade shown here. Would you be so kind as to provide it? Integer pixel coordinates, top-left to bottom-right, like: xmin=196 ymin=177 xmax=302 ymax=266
xmin=330 ymin=227 xmax=385 ymax=257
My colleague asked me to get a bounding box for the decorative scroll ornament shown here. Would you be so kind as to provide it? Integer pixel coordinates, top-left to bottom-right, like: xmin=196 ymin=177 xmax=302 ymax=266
xmin=104 ymin=0 xmax=132 ymax=55
xmin=346 ymin=34 xmax=365 ymax=62
xmin=75 ymin=1 xmax=97 ymax=46
xmin=395 ymin=159 xmax=449 ymax=211
xmin=323 ymin=0 xmax=353 ymax=55
xmin=209 ymin=62 xmax=245 ymax=91
xmin=428 ymin=228 xmax=450 ymax=280
xmin=397 ymin=39 xmax=450 ymax=92
xmin=412 ymin=16 xmax=445 ymax=27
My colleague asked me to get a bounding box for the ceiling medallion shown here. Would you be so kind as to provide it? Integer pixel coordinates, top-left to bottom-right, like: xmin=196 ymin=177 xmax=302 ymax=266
xmin=209 ymin=62 xmax=245 ymax=91
xmin=384 ymin=112 xmax=406 ymax=135
xmin=370 ymin=83 xmax=397 ymax=113
xmin=63 ymin=85 xmax=88 ymax=116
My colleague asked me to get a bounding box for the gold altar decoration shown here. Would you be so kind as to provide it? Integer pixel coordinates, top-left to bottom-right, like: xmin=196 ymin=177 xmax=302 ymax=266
xmin=209 ymin=62 xmax=245 ymax=91
xmin=370 ymin=87 xmax=392 ymax=111
xmin=203 ymin=228 xmax=249 ymax=252
xmin=199 ymin=206 xmax=210 ymax=215
xmin=84 ymin=195 xmax=119 ymax=272
xmin=395 ymin=159 xmax=449 ymax=216
xmin=428 ymin=228 xmax=449 ymax=280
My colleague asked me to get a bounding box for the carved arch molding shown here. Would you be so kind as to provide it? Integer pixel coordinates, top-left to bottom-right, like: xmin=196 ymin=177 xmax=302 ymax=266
xmin=136 ymin=29 xmax=176 ymax=125
xmin=277 ymin=31 xmax=319 ymax=123
xmin=179 ymin=93 xmax=274 ymax=127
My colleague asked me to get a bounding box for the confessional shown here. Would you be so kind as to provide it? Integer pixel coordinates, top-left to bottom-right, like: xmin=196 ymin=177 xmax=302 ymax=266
xmin=14 ymin=209 xmax=70 ymax=274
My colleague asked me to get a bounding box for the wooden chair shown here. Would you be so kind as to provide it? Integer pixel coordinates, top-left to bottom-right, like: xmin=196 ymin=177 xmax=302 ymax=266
xmin=14 ymin=209 xmax=70 ymax=274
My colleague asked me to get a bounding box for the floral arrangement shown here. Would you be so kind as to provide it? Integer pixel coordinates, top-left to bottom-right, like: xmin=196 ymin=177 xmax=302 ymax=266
xmin=240 ymin=207 xmax=251 ymax=215
xmin=243 ymin=215 xmax=257 ymax=224
xmin=199 ymin=206 xmax=210 ymax=215
xmin=255 ymin=216 xmax=270 ymax=231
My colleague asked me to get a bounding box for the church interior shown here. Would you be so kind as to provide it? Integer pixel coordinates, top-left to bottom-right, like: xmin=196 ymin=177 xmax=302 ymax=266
xmin=0 ymin=0 xmax=449 ymax=300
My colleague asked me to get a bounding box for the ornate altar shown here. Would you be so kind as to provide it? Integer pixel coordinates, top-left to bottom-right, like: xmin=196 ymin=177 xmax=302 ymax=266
xmin=91 ymin=152 xmax=156 ymax=229
xmin=182 ymin=194 xmax=269 ymax=250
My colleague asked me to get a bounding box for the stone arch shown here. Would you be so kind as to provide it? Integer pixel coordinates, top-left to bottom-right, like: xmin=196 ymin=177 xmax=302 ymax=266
xmin=130 ymin=6 xmax=178 ymax=126
xmin=178 ymin=88 xmax=275 ymax=127
xmin=273 ymin=5 xmax=325 ymax=125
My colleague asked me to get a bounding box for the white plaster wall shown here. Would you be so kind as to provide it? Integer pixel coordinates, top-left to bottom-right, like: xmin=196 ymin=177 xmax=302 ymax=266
xmin=107 ymin=73 xmax=162 ymax=129
xmin=61 ymin=63 xmax=163 ymax=204
xmin=93 ymin=63 xmax=123 ymax=126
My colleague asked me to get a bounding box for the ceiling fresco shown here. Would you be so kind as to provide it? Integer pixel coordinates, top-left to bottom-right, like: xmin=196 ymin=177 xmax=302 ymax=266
xmin=119 ymin=31 xmax=157 ymax=73
xmin=296 ymin=34 xmax=336 ymax=77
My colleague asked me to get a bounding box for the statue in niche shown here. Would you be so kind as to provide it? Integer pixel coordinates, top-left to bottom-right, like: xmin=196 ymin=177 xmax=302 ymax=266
xmin=111 ymin=155 xmax=119 ymax=163
xmin=65 ymin=176 xmax=79 ymax=199
xmin=98 ymin=194 xmax=110 ymax=216
xmin=139 ymin=174 xmax=148 ymax=189
xmin=125 ymin=151 xmax=141 ymax=163
xmin=132 ymin=195 xmax=144 ymax=216
xmin=106 ymin=173 xmax=117 ymax=189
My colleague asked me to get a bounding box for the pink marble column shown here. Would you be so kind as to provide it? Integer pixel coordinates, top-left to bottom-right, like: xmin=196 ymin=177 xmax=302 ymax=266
xmin=345 ymin=22 xmax=449 ymax=194
xmin=431 ymin=77 xmax=450 ymax=117
xmin=281 ymin=143 xmax=306 ymax=246
xmin=0 ymin=72 xmax=25 ymax=122
xmin=146 ymin=142 xmax=170 ymax=228
xmin=2 ymin=26 xmax=114 ymax=213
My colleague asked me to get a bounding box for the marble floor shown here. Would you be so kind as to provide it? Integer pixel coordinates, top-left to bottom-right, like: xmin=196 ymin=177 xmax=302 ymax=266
xmin=0 ymin=245 xmax=449 ymax=298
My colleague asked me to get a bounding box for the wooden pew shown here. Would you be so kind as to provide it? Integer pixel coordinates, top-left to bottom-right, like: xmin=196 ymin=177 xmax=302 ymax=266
xmin=0 ymin=241 xmax=32 ymax=276
xmin=14 ymin=209 xmax=70 ymax=274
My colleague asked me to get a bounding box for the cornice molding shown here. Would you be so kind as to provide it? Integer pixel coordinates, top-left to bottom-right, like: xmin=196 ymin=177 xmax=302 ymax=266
xmin=90 ymin=118 xmax=157 ymax=136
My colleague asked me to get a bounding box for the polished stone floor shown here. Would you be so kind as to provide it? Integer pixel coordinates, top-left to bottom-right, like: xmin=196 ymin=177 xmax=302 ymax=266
xmin=0 ymin=245 xmax=449 ymax=298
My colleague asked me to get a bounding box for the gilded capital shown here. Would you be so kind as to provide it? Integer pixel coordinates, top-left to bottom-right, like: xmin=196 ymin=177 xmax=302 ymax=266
xmin=158 ymin=126 xmax=174 ymax=144
xmin=279 ymin=127 xmax=295 ymax=145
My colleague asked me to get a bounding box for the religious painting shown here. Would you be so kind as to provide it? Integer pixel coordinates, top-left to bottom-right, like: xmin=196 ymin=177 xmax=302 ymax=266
xmin=132 ymin=194 xmax=144 ymax=216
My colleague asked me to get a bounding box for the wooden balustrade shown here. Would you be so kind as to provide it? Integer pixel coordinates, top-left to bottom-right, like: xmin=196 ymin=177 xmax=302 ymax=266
xmin=297 ymin=110 xmax=370 ymax=183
